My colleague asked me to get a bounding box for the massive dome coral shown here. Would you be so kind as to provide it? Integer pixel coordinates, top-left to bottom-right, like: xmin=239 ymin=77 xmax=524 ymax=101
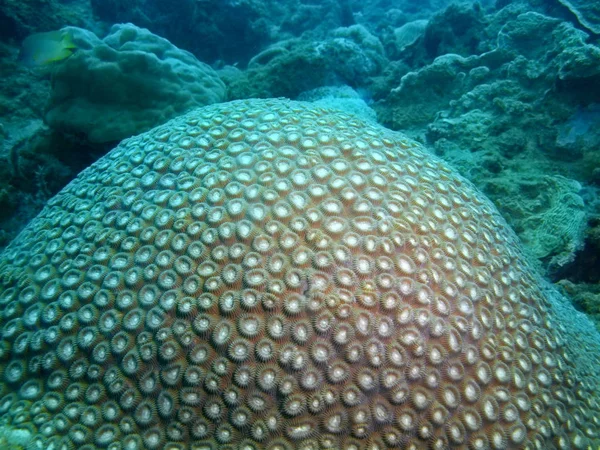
xmin=0 ymin=99 xmax=599 ymax=449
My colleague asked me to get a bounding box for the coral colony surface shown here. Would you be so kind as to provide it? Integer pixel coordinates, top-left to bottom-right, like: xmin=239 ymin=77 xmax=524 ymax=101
xmin=0 ymin=99 xmax=598 ymax=449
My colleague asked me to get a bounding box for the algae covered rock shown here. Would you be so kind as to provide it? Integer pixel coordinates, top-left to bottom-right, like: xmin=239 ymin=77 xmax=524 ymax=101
xmin=486 ymin=175 xmax=587 ymax=274
xmin=325 ymin=24 xmax=387 ymax=85
xmin=392 ymin=19 xmax=428 ymax=55
xmin=0 ymin=0 xmax=93 ymax=41
xmin=223 ymin=38 xmax=331 ymax=100
xmin=496 ymin=11 xmax=600 ymax=81
xmin=45 ymin=23 xmax=226 ymax=144
xmin=227 ymin=26 xmax=386 ymax=101
xmin=556 ymin=0 xmax=600 ymax=34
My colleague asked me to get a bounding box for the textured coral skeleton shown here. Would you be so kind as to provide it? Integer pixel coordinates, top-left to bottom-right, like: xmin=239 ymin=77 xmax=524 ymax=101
xmin=0 ymin=98 xmax=598 ymax=449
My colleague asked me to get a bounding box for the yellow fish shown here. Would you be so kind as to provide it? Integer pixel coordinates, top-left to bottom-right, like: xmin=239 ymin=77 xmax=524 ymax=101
xmin=19 ymin=30 xmax=77 ymax=67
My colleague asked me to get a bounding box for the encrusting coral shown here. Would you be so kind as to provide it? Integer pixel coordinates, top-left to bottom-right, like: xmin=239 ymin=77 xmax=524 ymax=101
xmin=0 ymin=98 xmax=599 ymax=449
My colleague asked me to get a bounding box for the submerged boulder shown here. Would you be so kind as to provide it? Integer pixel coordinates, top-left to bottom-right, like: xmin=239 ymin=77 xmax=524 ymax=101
xmin=45 ymin=23 xmax=226 ymax=144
